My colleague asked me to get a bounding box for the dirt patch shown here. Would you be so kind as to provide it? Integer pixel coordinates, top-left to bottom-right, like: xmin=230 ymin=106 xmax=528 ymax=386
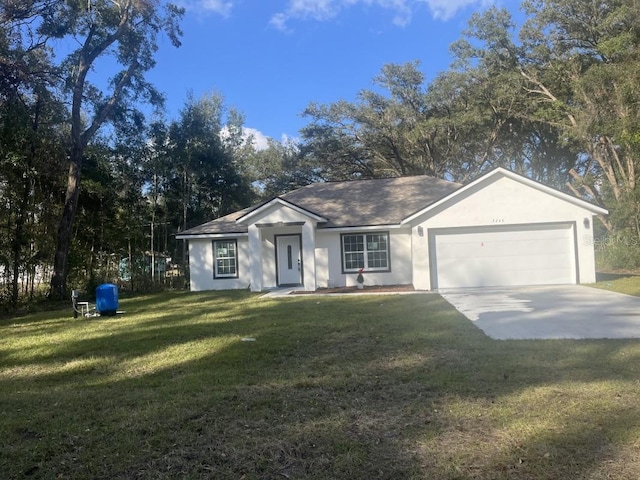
xmin=292 ymin=284 xmax=416 ymax=294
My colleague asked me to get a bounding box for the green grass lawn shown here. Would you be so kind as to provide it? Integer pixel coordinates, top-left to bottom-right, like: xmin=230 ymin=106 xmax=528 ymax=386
xmin=2 ymin=290 xmax=640 ymax=479
xmin=593 ymin=273 xmax=640 ymax=296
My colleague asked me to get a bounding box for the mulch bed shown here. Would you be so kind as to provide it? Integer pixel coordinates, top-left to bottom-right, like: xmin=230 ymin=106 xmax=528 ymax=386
xmin=292 ymin=284 xmax=415 ymax=294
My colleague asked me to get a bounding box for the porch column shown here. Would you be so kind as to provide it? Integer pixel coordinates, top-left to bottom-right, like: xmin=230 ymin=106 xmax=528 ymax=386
xmin=301 ymin=221 xmax=317 ymax=291
xmin=248 ymin=225 xmax=263 ymax=292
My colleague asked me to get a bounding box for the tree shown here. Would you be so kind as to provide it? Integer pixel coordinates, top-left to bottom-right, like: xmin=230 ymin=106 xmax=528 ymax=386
xmin=298 ymin=55 xmax=576 ymax=185
xmin=0 ymin=89 xmax=67 ymax=307
xmin=0 ymin=11 xmax=67 ymax=307
xmin=245 ymin=138 xmax=319 ymax=199
xmin=0 ymin=0 xmax=184 ymax=299
xmin=518 ymin=0 xmax=640 ymax=228
xmin=168 ymin=93 xmax=253 ymax=228
xmin=450 ymin=2 xmax=640 ymax=234
xmin=151 ymin=93 xmax=256 ymax=268
xmin=431 ymin=6 xmax=578 ymax=185
xmin=300 ymin=62 xmax=449 ymax=181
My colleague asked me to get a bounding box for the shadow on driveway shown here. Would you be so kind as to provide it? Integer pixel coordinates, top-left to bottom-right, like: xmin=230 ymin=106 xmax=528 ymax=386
xmin=440 ymin=285 xmax=640 ymax=340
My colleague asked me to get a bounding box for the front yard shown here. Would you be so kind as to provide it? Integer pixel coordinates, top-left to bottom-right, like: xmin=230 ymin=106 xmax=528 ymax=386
xmin=1 ymin=290 xmax=640 ymax=479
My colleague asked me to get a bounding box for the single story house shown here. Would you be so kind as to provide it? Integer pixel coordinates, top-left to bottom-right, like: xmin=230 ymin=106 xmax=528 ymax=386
xmin=176 ymin=167 xmax=608 ymax=292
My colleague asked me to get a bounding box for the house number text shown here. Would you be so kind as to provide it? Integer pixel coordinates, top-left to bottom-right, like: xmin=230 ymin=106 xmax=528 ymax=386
xmin=492 ymin=218 xmax=505 ymax=223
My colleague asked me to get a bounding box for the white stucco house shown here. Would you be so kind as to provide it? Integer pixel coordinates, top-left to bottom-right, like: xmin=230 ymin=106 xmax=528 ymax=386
xmin=176 ymin=167 xmax=608 ymax=292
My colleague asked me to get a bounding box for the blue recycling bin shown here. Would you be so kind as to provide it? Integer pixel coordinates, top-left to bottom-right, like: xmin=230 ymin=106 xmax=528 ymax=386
xmin=96 ymin=283 xmax=118 ymax=316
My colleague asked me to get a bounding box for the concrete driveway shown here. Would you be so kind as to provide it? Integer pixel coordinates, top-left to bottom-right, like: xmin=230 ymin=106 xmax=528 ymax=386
xmin=440 ymin=285 xmax=640 ymax=340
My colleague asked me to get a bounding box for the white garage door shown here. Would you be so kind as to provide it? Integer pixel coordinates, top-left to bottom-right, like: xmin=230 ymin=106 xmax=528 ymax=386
xmin=431 ymin=223 xmax=576 ymax=289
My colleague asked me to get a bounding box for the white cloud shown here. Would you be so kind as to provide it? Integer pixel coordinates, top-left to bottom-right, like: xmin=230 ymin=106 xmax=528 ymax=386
xmin=424 ymin=0 xmax=495 ymax=21
xmin=220 ymin=127 xmax=294 ymax=151
xmin=280 ymin=133 xmax=300 ymax=146
xmin=182 ymin=0 xmax=234 ymax=17
xmin=288 ymin=0 xmax=339 ymax=20
xmin=269 ymin=0 xmax=339 ymax=32
xmin=269 ymin=13 xmax=291 ymax=33
xmin=270 ymin=0 xmax=497 ymax=31
xmin=243 ymin=127 xmax=270 ymax=151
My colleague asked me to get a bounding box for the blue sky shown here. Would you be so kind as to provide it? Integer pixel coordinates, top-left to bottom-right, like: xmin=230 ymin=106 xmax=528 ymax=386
xmin=147 ymin=0 xmax=521 ymax=146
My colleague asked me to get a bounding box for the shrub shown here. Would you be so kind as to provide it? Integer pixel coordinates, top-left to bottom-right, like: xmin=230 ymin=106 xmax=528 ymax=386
xmin=595 ymin=230 xmax=640 ymax=271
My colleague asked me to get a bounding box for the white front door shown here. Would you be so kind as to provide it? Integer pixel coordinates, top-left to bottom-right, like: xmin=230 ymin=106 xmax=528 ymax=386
xmin=276 ymin=235 xmax=302 ymax=286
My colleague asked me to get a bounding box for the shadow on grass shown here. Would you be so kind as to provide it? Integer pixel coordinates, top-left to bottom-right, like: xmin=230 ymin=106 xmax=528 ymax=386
xmin=596 ymin=271 xmax=640 ymax=281
xmin=1 ymin=291 xmax=640 ymax=479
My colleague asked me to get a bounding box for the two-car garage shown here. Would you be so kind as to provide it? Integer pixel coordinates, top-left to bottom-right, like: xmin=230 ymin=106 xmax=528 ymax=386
xmin=429 ymin=222 xmax=578 ymax=289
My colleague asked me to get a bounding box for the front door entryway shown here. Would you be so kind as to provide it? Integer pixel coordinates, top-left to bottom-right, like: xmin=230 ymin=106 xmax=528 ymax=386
xmin=276 ymin=235 xmax=302 ymax=286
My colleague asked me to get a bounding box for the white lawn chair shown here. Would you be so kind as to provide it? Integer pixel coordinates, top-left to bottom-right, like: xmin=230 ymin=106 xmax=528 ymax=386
xmin=71 ymin=290 xmax=97 ymax=318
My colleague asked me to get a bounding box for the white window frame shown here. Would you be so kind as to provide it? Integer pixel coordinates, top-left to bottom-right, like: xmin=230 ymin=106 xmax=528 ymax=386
xmin=213 ymin=239 xmax=238 ymax=279
xmin=341 ymin=232 xmax=390 ymax=273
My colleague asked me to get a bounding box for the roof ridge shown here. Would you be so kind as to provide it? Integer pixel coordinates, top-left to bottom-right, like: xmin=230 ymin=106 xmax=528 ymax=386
xmin=283 ymin=174 xmax=457 ymax=192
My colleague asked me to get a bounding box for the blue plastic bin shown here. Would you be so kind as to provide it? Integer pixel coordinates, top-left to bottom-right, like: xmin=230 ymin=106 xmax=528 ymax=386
xmin=96 ymin=283 xmax=118 ymax=316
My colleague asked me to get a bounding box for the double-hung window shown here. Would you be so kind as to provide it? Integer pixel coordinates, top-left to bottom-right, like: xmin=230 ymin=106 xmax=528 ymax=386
xmin=341 ymin=232 xmax=390 ymax=272
xmin=213 ymin=240 xmax=238 ymax=278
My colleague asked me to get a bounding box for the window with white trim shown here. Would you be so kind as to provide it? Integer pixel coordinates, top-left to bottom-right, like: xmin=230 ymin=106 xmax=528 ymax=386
xmin=341 ymin=232 xmax=390 ymax=272
xmin=213 ymin=240 xmax=238 ymax=278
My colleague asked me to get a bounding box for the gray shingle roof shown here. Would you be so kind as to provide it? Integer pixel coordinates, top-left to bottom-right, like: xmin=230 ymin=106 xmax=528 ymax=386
xmin=178 ymin=175 xmax=461 ymax=236
xmin=177 ymin=208 xmax=252 ymax=236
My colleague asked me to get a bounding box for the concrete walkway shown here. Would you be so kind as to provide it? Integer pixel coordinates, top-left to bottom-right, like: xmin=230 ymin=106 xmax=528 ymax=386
xmin=260 ymin=287 xmax=304 ymax=298
xmin=440 ymin=285 xmax=640 ymax=340
xmin=261 ymin=287 xmax=430 ymax=298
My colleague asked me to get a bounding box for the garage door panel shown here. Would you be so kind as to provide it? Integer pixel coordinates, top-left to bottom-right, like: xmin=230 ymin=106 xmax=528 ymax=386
xmin=437 ymin=240 xmax=568 ymax=258
xmin=440 ymin=253 xmax=569 ymax=271
xmin=436 ymin=266 xmax=572 ymax=288
xmin=432 ymin=224 xmax=576 ymax=289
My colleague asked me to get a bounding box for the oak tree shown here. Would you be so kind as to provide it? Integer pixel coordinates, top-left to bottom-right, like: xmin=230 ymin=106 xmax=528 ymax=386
xmin=1 ymin=0 xmax=184 ymax=298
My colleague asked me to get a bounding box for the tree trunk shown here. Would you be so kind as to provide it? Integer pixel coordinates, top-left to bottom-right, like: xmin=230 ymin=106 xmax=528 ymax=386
xmin=11 ymin=180 xmax=30 ymax=308
xmin=11 ymin=96 xmax=41 ymax=307
xmin=182 ymin=168 xmax=188 ymax=265
xmin=50 ymin=144 xmax=83 ymax=300
xmin=128 ymin=237 xmax=133 ymax=292
xmin=151 ymin=171 xmax=157 ymax=283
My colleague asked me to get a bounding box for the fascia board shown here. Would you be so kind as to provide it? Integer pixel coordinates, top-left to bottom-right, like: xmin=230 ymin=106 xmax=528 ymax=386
xmin=176 ymin=233 xmax=249 ymax=240
xmin=236 ymin=197 xmax=328 ymax=224
xmin=317 ymin=224 xmax=405 ymax=232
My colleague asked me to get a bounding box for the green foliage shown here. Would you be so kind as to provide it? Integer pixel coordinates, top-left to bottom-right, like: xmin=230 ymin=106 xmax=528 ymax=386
xmin=299 ymin=8 xmax=578 ymax=186
xmin=517 ymin=0 xmax=640 ymax=221
xmin=42 ymin=0 xmax=184 ymax=298
xmin=0 ymin=26 xmax=68 ymax=307
xmin=0 ymin=0 xmax=187 ymax=302
xmin=162 ymin=92 xmax=256 ymax=228
xmin=244 ymin=138 xmax=319 ymax=199
xmin=595 ymin=230 xmax=640 ymax=271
